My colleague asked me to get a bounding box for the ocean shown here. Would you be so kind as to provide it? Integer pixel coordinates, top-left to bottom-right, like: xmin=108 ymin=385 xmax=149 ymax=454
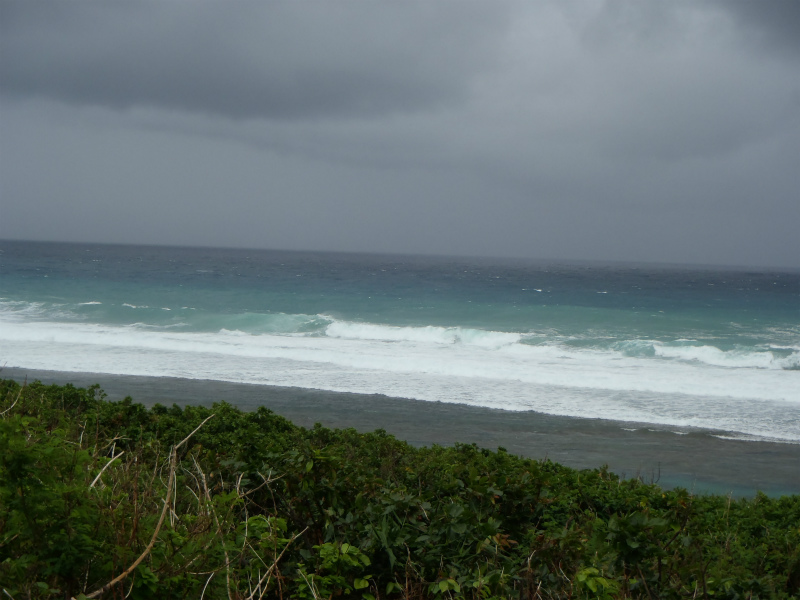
xmin=1 ymin=240 xmax=798 ymax=444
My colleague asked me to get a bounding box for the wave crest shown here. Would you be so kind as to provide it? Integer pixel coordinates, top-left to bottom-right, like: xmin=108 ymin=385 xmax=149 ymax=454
xmin=324 ymin=321 xmax=520 ymax=348
xmin=653 ymin=343 xmax=800 ymax=370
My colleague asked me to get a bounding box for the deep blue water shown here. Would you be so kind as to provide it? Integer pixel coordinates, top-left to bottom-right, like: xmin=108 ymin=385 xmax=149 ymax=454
xmin=2 ymin=240 xmax=798 ymax=441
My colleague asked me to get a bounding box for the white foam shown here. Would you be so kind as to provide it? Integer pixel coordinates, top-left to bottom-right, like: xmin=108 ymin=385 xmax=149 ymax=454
xmin=0 ymin=300 xmax=47 ymax=319
xmin=654 ymin=343 xmax=800 ymax=370
xmin=710 ymin=434 xmax=798 ymax=444
xmin=2 ymin=309 xmax=799 ymax=442
xmin=0 ymin=300 xmax=74 ymax=322
xmin=324 ymin=320 xmax=520 ymax=348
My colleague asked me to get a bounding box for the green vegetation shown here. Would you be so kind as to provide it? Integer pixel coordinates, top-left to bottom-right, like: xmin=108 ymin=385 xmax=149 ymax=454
xmin=1 ymin=379 xmax=799 ymax=599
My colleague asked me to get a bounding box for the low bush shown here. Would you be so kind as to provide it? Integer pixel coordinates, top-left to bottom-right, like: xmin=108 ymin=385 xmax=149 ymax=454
xmin=1 ymin=379 xmax=798 ymax=599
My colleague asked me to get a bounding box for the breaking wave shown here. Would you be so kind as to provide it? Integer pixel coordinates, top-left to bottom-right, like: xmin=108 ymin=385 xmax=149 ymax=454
xmin=2 ymin=298 xmax=799 ymax=442
xmin=324 ymin=320 xmax=521 ymax=348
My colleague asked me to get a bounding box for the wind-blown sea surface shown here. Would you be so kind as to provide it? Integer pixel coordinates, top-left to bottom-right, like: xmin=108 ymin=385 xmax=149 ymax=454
xmin=1 ymin=241 xmax=798 ymax=442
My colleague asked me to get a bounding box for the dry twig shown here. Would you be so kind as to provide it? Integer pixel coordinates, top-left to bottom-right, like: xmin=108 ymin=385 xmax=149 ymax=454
xmin=76 ymin=414 xmax=215 ymax=599
xmin=247 ymin=526 xmax=308 ymax=600
xmin=89 ymin=452 xmax=125 ymax=489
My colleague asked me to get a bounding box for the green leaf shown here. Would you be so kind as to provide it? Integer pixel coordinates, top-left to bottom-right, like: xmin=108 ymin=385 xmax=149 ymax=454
xmin=354 ymin=578 xmax=370 ymax=589
xmin=386 ymin=582 xmax=402 ymax=594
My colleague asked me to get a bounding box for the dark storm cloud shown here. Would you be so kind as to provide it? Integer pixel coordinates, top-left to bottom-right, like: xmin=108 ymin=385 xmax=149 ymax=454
xmin=1 ymin=0 xmax=799 ymax=268
xmin=580 ymin=0 xmax=800 ymax=54
xmin=715 ymin=0 xmax=800 ymax=54
xmin=0 ymin=1 xmax=505 ymax=119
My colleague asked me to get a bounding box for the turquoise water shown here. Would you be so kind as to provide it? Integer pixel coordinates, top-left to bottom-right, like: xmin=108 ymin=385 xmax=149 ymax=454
xmin=2 ymin=240 xmax=798 ymax=441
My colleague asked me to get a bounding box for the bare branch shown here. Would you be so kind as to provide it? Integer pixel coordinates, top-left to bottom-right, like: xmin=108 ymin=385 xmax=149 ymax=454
xmin=248 ymin=526 xmax=308 ymax=600
xmin=176 ymin=414 xmax=216 ymax=451
xmin=239 ymin=470 xmax=283 ymax=499
xmin=0 ymin=384 xmax=24 ymax=418
xmin=193 ymin=454 xmax=234 ymax=600
xmin=78 ymin=414 xmax=215 ymax=599
xmin=199 ymin=572 xmax=216 ymax=600
xmin=89 ymin=451 xmax=125 ymax=489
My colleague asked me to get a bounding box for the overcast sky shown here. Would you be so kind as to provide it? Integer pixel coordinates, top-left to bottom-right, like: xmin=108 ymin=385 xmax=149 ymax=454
xmin=1 ymin=1 xmax=799 ymax=268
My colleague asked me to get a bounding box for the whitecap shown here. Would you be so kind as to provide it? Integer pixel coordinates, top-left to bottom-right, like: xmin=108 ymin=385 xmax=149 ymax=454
xmin=324 ymin=320 xmax=520 ymax=348
xmin=2 ymin=313 xmax=799 ymax=442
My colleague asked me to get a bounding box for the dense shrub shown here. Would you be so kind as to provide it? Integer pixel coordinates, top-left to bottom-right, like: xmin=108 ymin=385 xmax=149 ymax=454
xmin=1 ymin=379 xmax=798 ymax=599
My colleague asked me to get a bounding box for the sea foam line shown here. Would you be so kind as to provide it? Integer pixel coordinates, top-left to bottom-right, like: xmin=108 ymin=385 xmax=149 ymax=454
xmin=4 ymin=338 xmax=799 ymax=443
xmin=2 ymin=318 xmax=798 ymax=404
xmin=324 ymin=320 xmax=521 ymax=348
xmin=3 ymin=316 xmax=800 ymax=442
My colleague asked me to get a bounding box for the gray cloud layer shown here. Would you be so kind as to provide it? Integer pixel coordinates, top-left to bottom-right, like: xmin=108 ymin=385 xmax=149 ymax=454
xmin=1 ymin=2 xmax=505 ymax=119
xmin=2 ymin=1 xmax=799 ymax=268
